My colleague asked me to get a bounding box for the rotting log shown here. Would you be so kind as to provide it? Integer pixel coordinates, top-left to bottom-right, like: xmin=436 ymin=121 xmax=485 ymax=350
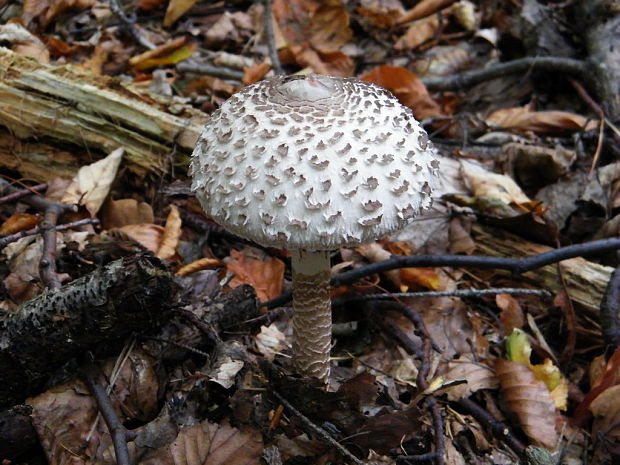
xmin=0 ymin=47 xmax=209 ymax=177
xmin=472 ymin=224 xmax=612 ymax=320
xmin=0 ymin=255 xmax=178 ymax=409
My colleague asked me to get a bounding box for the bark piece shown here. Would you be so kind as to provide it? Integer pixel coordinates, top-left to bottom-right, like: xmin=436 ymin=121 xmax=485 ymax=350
xmin=473 ymin=224 xmax=612 ymax=319
xmin=0 ymin=48 xmax=208 ymax=176
xmin=0 ymin=255 xmax=177 ymax=409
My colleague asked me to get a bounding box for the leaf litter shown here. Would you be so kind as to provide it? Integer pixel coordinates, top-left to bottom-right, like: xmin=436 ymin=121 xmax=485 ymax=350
xmin=0 ymin=0 xmax=620 ymax=464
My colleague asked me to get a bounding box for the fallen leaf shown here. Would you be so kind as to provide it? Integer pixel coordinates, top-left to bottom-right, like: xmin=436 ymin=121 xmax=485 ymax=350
xmin=360 ymin=65 xmax=443 ymax=121
xmin=176 ymin=258 xmax=224 ymax=277
xmin=22 ymin=0 xmax=96 ymax=29
xmin=495 ymin=358 xmax=558 ymax=449
xmin=144 ymin=420 xmax=263 ymax=465
xmin=397 ymin=0 xmax=456 ymax=24
xmin=62 ymin=148 xmax=124 ymax=217
xmin=443 ymin=356 xmax=498 ymax=400
xmin=274 ymin=0 xmax=354 ymax=76
xmin=0 ymin=23 xmax=50 ymax=63
xmin=100 ymin=198 xmax=154 ymax=229
xmin=129 ymin=37 xmax=196 ymax=70
xmin=496 ymin=293 xmax=525 ymax=334
xmin=120 ymin=224 xmax=164 ymax=253
xmin=242 ymin=62 xmax=271 ymax=85
xmin=590 ymin=384 xmax=620 ymax=457
xmin=486 ymin=107 xmax=598 ymax=134
xmin=226 ymin=249 xmax=285 ymax=302
xmin=394 ymin=14 xmax=440 ymax=50
xmin=355 ymin=0 xmax=404 ymax=29
xmin=462 ymin=162 xmax=531 ymax=206
xmin=156 ymin=205 xmax=182 ymax=261
xmin=163 ymin=0 xmax=198 ymax=27
xmin=0 ymin=213 xmax=40 ymax=235
xmin=400 ymin=267 xmax=442 ymax=290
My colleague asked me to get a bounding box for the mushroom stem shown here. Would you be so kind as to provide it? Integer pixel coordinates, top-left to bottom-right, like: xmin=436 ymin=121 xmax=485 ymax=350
xmin=291 ymin=249 xmax=332 ymax=383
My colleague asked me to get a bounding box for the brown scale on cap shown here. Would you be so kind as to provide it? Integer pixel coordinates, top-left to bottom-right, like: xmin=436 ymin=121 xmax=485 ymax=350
xmin=191 ymin=74 xmax=439 ymax=384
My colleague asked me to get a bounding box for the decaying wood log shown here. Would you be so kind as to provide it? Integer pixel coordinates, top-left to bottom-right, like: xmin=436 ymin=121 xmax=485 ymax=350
xmin=0 ymin=47 xmax=209 ymax=177
xmin=0 ymin=255 xmax=177 ymax=409
xmin=473 ymin=224 xmax=612 ymax=321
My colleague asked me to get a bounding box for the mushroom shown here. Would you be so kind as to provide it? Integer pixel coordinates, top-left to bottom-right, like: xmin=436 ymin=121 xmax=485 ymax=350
xmin=190 ymin=74 xmax=439 ymax=384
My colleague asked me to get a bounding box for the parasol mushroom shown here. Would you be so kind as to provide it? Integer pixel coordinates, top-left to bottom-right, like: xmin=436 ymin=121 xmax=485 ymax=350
xmin=190 ymin=74 xmax=439 ymax=384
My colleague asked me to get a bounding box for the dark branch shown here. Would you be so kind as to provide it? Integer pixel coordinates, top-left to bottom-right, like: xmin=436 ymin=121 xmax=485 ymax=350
xmin=422 ymin=57 xmax=590 ymax=92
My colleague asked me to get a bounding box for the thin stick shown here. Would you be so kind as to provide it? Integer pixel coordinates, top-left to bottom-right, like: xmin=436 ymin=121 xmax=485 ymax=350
xmin=0 ymin=183 xmax=47 ymax=205
xmin=422 ymin=57 xmax=590 ymax=91
xmin=108 ymin=0 xmax=155 ymax=50
xmin=272 ymin=390 xmax=365 ymax=465
xmin=264 ymin=0 xmax=284 ymax=75
xmin=263 ymin=238 xmax=620 ymax=308
xmin=336 ymin=287 xmax=552 ymax=303
xmin=82 ymin=362 xmax=136 ymax=465
xmin=0 ymin=219 xmax=100 ymax=249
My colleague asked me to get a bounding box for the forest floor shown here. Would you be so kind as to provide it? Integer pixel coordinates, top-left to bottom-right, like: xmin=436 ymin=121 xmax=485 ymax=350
xmin=1 ymin=1 xmax=620 ymax=464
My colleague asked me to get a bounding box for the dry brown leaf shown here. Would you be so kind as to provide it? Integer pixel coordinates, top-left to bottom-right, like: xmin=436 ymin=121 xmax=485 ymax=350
xmin=413 ymin=44 xmax=473 ymax=78
xmin=129 ymin=37 xmax=196 ymax=70
xmin=495 ymin=359 xmax=558 ymax=450
xmin=396 ymin=0 xmax=456 ymax=24
xmin=141 ymin=419 xmax=263 ymax=465
xmin=176 ymin=258 xmax=224 ymax=277
xmin=462 ymin=162 xmax=531 ymax=206
xmin=75 ymin=41 xmax=111 ymax=75
xmin=157 ymin=205 xmax=182 ymax=260
xmin=590 ymin=385 xmax=620 ymax=451
xmin=120 ymin=224 xmax=164 ymax=253
xmin=444 ymin=357 xmax=498 ymax=400
xmin=28 ymin=379 xmax=109 ymax=464
xmin=360 ymin=65 xmax=443 ymax=121
xmin=100 ymin=198 xmax=154 ymax=229
xmin=356 ymin=242 xmax=400 ymax=287
xmin=242 ymin=62 xmax=271 ymax=85
xmin=0 ymin=213 xmax=40 ymax=235
xmin=355 ymin=0 xmax=404 ymax=29
xmin=486 ymin=107 xmax=598 ymax=134
xmin=400 ymin=267 xmax=443 ymax=290
xmin=62 ymin=147 xmax=124 ymax=217
xmin=226 ymin=249 xmax=285 ymax=301
xmin=394 ymin=14 xmax=440 ymax=50
xmin=274 ymin=0 xmax=354 ymax=76
xmin=496 ymin=293 xmax=525 ymax=334
xmin=0 ymin=23 xmax=50 ymax=63
xmin=101 ymin=349 xmax=160 ymax=422
xmin=138 ymin=0 xmax=167 ymax=10
xmin=205 ymin=11 xmax=254 ymax=47
xmin=163 ymin=0 xmax=198 ymax=27
xmin=22 ymin=0 xmax=96 ymax=29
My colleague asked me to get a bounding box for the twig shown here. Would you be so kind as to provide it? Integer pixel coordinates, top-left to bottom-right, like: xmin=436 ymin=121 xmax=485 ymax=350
xmin=335 ymin=287 xmax=552 ymax=304
xmin=0 ymin=183 xmax=47 ymax=205
xmin=0 ymin=218 xmax=100 ymax=249
xmin=422 ymin=57 xmax=589 ymax=92
xmin=263 ymin=237 xmax=620 ymax=309
xmin=82 ymin=362 xmax=136 ymax=465
xmin=108 ymin=0 xmax=155 ymax=50
xmin=600 ymin=265 xmax=620 ymax=348
xmin=271 ymin=390 xmax=365 ymax=465
xmin=372 ymin=301 xmax=445 ymax=465
xmin=263 ymin=0 xmax=284 ymax=75
xmin=176 ymin=61 xmax=244 ymax=81
xmin=456 ymin=397 xmax=525 ymax=457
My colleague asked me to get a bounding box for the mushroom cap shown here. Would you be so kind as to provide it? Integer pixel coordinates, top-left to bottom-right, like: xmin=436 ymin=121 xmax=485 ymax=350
xmin=190 ymin=74 xmax=439 ymax=250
